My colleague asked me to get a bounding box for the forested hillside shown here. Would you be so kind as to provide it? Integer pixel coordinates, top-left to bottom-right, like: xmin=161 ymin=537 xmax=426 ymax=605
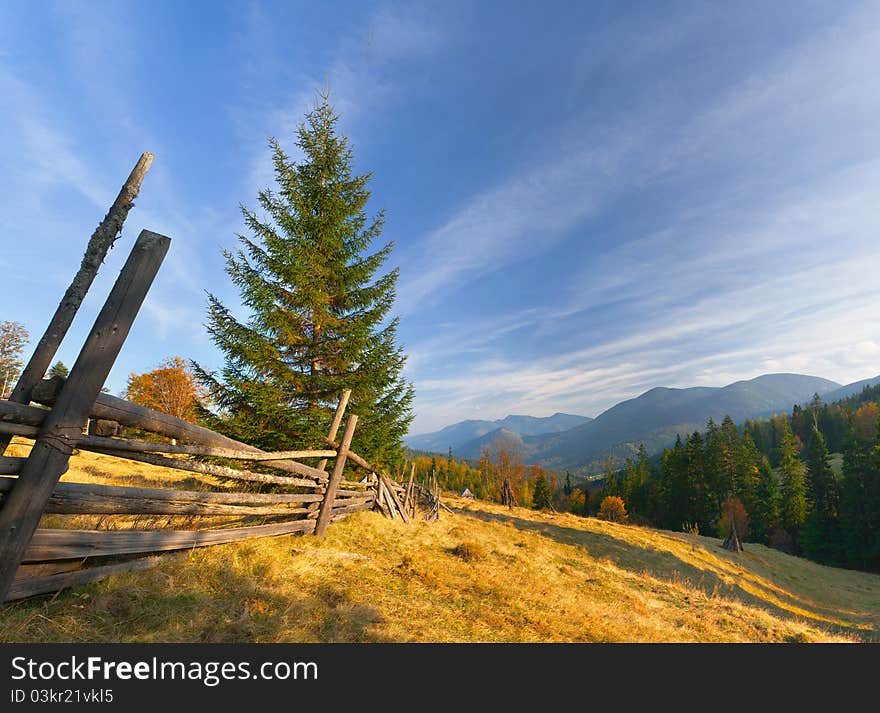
xmin=418 ymin=384 xmax=880 ymax=574
xmin=450 ymin=373 xmax=844 ymax=470
xmin=602 ymin=383 xmax=880 ymax=572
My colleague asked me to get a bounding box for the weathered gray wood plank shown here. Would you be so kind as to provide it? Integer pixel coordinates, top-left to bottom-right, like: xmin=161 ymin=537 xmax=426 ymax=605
xmin=317 ymin=389 xmax=351 ymax=473
xmin=403 ymin=462 xmax=415 ymax=513
xmin=0 ymin=457 xmax=24 ymax=475
xmin=330 ymin=501 xmax=374 ymax=517
xmin=0 ymin=400 xmax=48 ymax=427
xmin=314 ymin=415 xmax=357 ymax=538
xmin=15 ymin=561 xmax=84 ymax=580
xmin=69 ymin=433 xmax=336 ymax=461
xmin=7 ymin=556 xmax=166 ymax=601
xmin=0 ymin=479 xmax=314 ymax=515
xmin=32 ymin=378 xmax=330 ymax=481
xmin=333 ymin=493 xmax=376 ymax=508
xmin=0 ymin=478 xmax=323 ymax=506
xmin=334 ymin=488 xmax=372 ymax=498
xmin=23 ymin=519 xmax=317 ymax=562
xmin=380 ymin=472 xmax=410 ymax=524
xmin=84 ymin=447 xmax=324 ymax=489
xmin=0 ymin=422 xmax=38 ymax=439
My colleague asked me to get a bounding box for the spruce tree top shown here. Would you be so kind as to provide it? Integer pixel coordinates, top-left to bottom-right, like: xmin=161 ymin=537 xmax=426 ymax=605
xmin=197 ymin=94 xmax=414 ymax=464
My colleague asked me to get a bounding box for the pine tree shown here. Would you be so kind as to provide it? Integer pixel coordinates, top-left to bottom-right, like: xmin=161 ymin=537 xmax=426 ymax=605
xmin=751 ymin=457 xmax=780 ymax=543
xmin=47 ymin=361 xmax=69 ymax=379
xmin=720 ymin=414 xmax=741 ymax=497
xmin=801 ymin=428 xmax=841 ymax=564
xmin=839 ymin=420 xmax=880 ymax=571
xmin=703 ymin=418 xmax=726 ymax=524
xmin=660 ymin=435 xmax=689 ymax=531
xmin=532 ymin=471 xmax=551 ymax=510
xmin=195 ymin=95 xmax=414 ymax=464
xmin=778 ymin=418 xmax=807 ymax=542
xmin=685 ymin=431 xmax=709 ymax=530
xmin=602 ymin=457 xmax=621 ymax=498
xmin=736 ymin=433 xmax=762 ymax=527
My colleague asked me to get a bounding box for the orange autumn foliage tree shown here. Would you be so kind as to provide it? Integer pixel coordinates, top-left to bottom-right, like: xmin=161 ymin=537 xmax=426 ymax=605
xmin=597 ymin=495 xmax=628 ymax=524
xmin=854 ymin=403 xmax=879 ymax=440
xmin=718 ymin=496 xmax=750 ymax=540
xmin=125 ymin=356 xmax=205 ymax=423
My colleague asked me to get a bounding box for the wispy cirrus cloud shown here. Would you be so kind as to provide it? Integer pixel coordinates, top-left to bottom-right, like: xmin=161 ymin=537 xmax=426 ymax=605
xmin=405 ymin=3 xmax=880 ymax=433
xmin=395 ymin=126 xmax=644 ymax=311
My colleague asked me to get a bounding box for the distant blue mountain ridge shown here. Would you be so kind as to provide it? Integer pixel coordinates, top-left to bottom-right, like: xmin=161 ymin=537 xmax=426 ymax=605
xmin=407 ymin=373 xmax=880 ymax=473
xmin=405 ymin=412 xmax=592 ymax=453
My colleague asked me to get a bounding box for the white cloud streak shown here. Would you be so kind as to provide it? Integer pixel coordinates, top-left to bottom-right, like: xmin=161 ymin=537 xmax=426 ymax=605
xmin=406 ymin=4 xmax=880 ymax=433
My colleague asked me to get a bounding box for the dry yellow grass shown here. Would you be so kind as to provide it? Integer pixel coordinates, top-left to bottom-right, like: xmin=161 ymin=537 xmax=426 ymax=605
xmin=1 ymin=441 xmax=878 ymax=643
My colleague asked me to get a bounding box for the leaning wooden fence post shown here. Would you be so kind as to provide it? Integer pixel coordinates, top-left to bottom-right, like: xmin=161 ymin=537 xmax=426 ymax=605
xmin=403 ymin=462 xmax=415 ymax=514
xmin=380 ymin=471 xmax=410 ymax=524
xmin=317 ymin=389 xmax=351 ymax=474
xmin=0 ymin=152 xmax=154 ymax=456
xmin=0 ymin=230 xmax=170 ymax=601
xmin=314 ymin=414 xmax=357 ymax=538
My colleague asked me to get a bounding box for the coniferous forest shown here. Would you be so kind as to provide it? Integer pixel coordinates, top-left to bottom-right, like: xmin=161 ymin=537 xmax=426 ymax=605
xmin=601 ymin=384 xmax=880 ymax=572
xmin=418 ymin=384 xmax=880 ymax=574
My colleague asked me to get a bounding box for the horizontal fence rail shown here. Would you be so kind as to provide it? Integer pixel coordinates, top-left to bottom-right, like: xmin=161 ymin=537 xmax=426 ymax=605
xmin=0 ymin=374 xmax=409 ymax=602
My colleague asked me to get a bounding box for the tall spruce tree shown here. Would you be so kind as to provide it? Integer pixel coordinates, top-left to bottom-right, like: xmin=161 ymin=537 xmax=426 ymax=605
xmin=801 ymin=428 xmax=841 ymax=564
xmin=751 ymin=457 xmax=780 ymax=544
xmin=47 ymin=361 xmax=69 ymax=379
xmin=778 ymin=418 xmax=807 ymax=541
xmin=196 ymin=95 xmax=414 ymax=465
xmin=532 ymin=472 xmax=551 ymax=510
xmin=839 ymin=420 xmax=880 ymax=571
xmin=703 ymin=418 xmax=726 ymax=524
xmin=736 ymin=432 xmax=762 ymax=523
xmin=661 ymin=434 xmax=690 ymax=530
xmin=686 ymin=430 xmax=711 ymax=530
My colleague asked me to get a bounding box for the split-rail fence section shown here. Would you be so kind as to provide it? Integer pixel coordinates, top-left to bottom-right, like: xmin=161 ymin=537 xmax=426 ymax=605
xmin=0 ymin=153 xmax=422 ymax=603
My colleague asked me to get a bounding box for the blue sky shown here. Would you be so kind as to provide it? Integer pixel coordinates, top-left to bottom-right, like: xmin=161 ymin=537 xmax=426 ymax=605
xmin=2 ymin=1 xmax=880 ymax=435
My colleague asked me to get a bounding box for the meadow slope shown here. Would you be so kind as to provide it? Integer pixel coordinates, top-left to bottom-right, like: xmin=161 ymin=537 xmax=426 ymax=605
xmin=1 ymin=443 xmax=878 ymax=643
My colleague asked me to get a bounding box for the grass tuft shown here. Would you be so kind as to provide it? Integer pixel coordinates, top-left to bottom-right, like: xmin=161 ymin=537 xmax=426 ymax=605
xmin=448 ymin=541 xmax=486 ymax=562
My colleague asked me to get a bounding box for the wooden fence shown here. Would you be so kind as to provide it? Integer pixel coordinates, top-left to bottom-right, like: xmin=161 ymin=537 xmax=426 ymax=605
xmin=0 ymin=153 xmax=410 ymax=603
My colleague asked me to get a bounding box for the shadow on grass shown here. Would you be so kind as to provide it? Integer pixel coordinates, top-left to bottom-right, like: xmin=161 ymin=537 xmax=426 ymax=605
xmin=69 ymin=470 xmax=232 ymax=492
xmin=455 ymin=506 xmax=878 ymax=641
xmin=0 ymin=546 xmax=388 ymax=644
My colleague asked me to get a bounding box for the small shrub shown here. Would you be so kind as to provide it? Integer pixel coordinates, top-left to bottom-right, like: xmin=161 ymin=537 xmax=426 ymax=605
xmin=393 ymin=554 xmax=417 ymax=578
xmin=449 ymin=541 xmax=486 ymax=562
xmin=597 ymin=496 xmax=628 ymax=524
xmin=568 ymin=488 xmax=586 ymax=515
xmin=682 ymin=521 xmax=700 ymax=537
xmin=81 ymin=465 xmax=110 ymax=479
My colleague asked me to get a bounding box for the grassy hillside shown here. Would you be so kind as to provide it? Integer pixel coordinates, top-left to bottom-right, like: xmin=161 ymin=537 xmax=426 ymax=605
xmin=1 ymin=442 xmax=878 ymax=643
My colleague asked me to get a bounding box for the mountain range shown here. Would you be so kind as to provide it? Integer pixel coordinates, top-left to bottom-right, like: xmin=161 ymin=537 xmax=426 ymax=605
xmin=405 ymin=412 xmax=592 ymax=453
xmin=406 ymin=373 xmax=880 ymax=473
